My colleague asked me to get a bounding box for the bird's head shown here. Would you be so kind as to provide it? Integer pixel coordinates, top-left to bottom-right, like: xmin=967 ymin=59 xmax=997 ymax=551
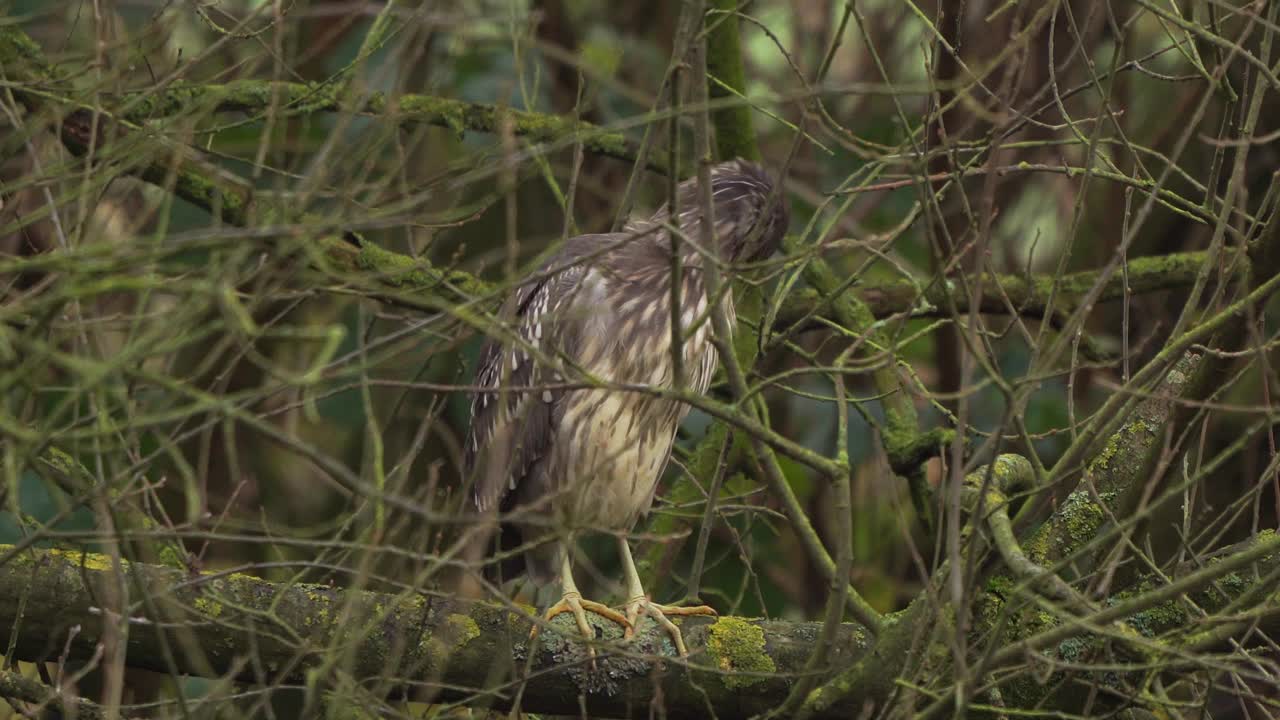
xmin=657 ymin=158 xmax=790 ymax=265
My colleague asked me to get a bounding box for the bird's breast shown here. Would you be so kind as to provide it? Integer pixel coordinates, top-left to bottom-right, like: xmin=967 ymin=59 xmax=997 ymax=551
xmin=551 ymin=280 xmax=730 ymax=531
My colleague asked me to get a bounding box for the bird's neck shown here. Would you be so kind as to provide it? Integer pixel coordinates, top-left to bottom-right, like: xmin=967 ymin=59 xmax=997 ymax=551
xmin=628 ymin=216 xmax=739 ymax=272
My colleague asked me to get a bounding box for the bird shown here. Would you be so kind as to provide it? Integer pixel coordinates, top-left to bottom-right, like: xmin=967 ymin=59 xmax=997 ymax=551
xmin=463 ymin=158 xmax=789 ymax=657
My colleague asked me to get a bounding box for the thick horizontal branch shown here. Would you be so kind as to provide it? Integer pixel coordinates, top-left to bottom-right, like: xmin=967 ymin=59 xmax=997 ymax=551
xmin=335 ymin=243 xmax=1230 ymax=345
xmin=0 ymin=668 xmax=120 ymax=720
xmin=774 ymin=249 xmax=1236 ymax=329
xmin=4 ymin=530 xmax=1277 ymax=719
xmin=0 ymin=544 xmax=871 ymax=720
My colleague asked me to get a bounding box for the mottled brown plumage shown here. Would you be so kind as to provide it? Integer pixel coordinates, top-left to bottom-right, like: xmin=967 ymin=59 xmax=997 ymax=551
xmin=464 ymin=159 xmax=788 ymax=654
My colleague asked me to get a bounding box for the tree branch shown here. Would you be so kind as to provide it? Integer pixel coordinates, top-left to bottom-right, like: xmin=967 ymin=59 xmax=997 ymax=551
xmin=4 ymin=23 xmax=1229 ymax=353
xmin=0 ymin=544 xmax=871 ymax=720
xmin=0 ymin=668 xmax=129 ymax=720
xmin=773 ymin=249 xmax=1241 ymax=327
xmin=1020 ymin=349 xmax=1204 ymax=569
xmin=705 ymin=0 xmax=759 ymax=163
xmin=118 ymin=80 xmax=668 ymax=174
xmin=2 ymin=536 xmax=1276 ymax=719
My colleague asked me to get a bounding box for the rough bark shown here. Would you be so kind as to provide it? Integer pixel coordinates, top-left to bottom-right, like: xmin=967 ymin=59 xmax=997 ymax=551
xmin=1 ymin=536 xmax=1276 ymax=719
xmin=0 ymin=544 xmax=870 ymax=720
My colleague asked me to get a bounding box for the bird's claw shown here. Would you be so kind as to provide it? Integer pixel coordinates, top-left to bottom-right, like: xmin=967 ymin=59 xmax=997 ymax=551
xmin=622 ymin=596 xmax=718 ymax=656
xmin=530 ymin=592 xmax=632 ymax=667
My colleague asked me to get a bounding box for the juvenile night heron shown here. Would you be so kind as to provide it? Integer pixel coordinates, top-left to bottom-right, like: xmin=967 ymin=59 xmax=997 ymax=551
xmin=464 ymin=159 xmax=788 ymax=655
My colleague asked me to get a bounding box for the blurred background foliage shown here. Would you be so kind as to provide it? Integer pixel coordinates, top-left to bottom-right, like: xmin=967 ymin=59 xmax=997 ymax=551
xmin=3 ymin=0 xmax=1280 ymax=716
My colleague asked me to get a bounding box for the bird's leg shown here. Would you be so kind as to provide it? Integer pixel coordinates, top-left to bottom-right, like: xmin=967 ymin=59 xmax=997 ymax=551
xmin=618 ymin=537 xmax=717 ymax=656
xmin=530 ymin=551 xmax=631 ymax=663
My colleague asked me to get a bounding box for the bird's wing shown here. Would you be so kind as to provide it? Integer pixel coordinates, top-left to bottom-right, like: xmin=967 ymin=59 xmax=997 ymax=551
xmin=464 ymin=242 xmax=603 ymax=514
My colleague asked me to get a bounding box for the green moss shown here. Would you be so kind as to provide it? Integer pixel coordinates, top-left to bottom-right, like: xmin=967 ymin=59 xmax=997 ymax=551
xmin=46 ymin=547 xmax=116 ymax=573
xmin=440 ymin=103 xmax=466 ymax=138
xmin=38 ymin=447 xmax=82 ymax=478
xmin=446 ymin=613 xmax=480 ymax=651
xmin=353 ymin=242 xmax=493 ymax=300
xmin=1025 ymin=491 xmax=1107 ymax=565
xmin=0 ymin=25 xmax=48 ymax=76
xmin=356 ymin=243 xmax=442 ymax=289
xmin=397 ymin=94 xmax=469 ymax=137
xmin=408 ymin=609 xmax=488 ymax=674
xmin=1059 ymin=502 xmax=1107 ymax=555
xmin=1215 ymin=570 xmax=1250 ymax=597
xmin=706 ymin=617 xmax=775 ymax=690
xmin=172 ymin=169 xmax=249 ymax=226
xmin=705 ymin=0 xmax=759 ymax=162
xmin=973 ymin=590 xmax=1007 ymax=637
xmin=882 ymin=419 xmax=953 ymax=472
xmin=1126 ymin=601 xmax=1185 ymax=637
xmin=992 ymin=454 xmax=1033 ymax=487
xmin=985 ymin=574 xmax=1014 ymax=598
xmin=193 ymin=596 xmax=225 ymax=619
xmin=301 ymin=589 xmax=333 ymax=627
xmin=157 ymin=544 xmax=185 ymax=569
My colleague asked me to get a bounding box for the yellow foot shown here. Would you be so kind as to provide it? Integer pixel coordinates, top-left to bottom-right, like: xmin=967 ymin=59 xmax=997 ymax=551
xmin=530 ymin=592 xmax=631 ymax=663
xmin=622 ymin=596 xmax=718 ymax=656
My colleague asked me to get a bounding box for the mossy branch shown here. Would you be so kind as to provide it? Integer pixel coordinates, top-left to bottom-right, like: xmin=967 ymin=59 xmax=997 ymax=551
xmin=1020 ymin=350 xmax=1204 ymax=570
xmin=0 ymin=543 xmax=872 ymax=720
xmin=971 ymin=530 xmax=1280 ymax=714
xmin=716 ymin=8 xmax=942 ymax=481
xmin=962 ymin=456 xmax=1092 ymax=611
xmin=785 ymin=236 xmax=945 ymax=477
xmin=2 ymin=537 xmax=1276 ymax=719
xmin=4 ymin=22 xmax=1229 ymax=362
xmin=0 ymin=19 xmax=659 ymax=174
xmin=797 ymin=488 xmax=1280 ymax=718
xmin=117 ymin=79 xmax=667 ymax=174
xmin=775 ymin=249 xmax=1240 ymax=326
xmin=0 ymin=668 xmax=128 ymax=720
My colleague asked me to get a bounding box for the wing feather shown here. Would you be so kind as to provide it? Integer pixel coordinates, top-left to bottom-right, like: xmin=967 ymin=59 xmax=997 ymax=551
xmin=464 ymin=242 xmax=601 ymax=514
